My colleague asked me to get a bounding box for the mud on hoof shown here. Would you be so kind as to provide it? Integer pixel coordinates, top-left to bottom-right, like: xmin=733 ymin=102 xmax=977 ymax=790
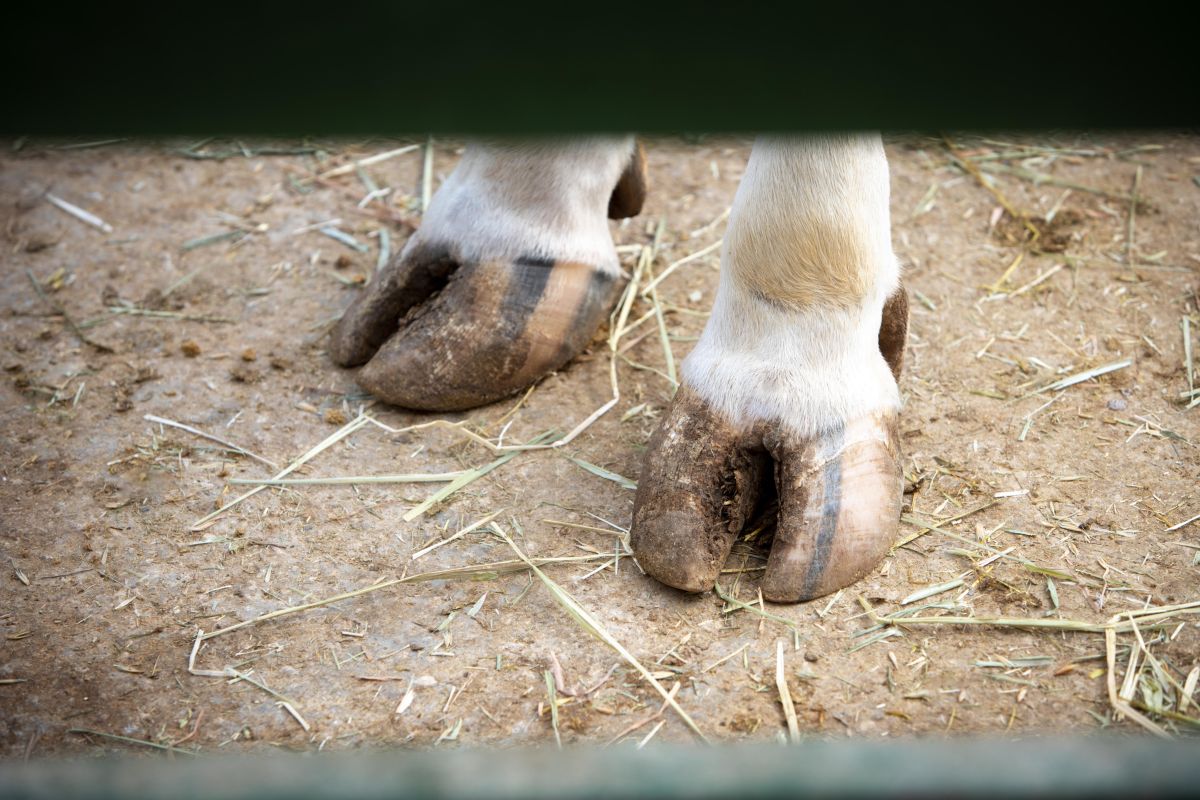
xmin=631 ymin=286 xmax=911 ymax=603
xmin=630 ymin=386 xmax=902 ymax=603
xmin=330 ymin=138 xmax=646 ymax=412
xmin=330 ymin=248 xmax=621 ymax=411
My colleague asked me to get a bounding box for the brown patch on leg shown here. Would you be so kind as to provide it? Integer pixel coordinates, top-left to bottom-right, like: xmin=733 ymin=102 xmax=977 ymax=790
xmin=630 ymin=386 xmax=768 ymax=593
xmin=878 ymin=285 xmax=909 ymax=381
xmin=607 ymin=141 xmax=648 ymax=220
xmin=355 ymin=258 xmax=619 ymax=411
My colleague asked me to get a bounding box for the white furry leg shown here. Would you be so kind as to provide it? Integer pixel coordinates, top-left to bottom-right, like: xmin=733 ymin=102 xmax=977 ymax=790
xmin=683 ymin=294 xmax=900 ymax=440
xmin=631 ymin=134 xmax=909 ymax=603
xmin=417 ymin=137 xmax=638 ymax=276
xmin=686 ymin=133 xmax=901 ymax=437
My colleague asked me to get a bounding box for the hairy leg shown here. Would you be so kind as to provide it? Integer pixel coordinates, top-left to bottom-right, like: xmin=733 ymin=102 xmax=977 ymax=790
xmin=331 ymin=138 xmax=646 ymax=410
xmin=631 ymin=134 xmax=909 ymax=602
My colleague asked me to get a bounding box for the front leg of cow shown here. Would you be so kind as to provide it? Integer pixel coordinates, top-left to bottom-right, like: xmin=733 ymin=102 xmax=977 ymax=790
xmin=331 ymin=138 xmax=646 ymax=410
xmin=631 ymin=135 xmax=910 ymax=603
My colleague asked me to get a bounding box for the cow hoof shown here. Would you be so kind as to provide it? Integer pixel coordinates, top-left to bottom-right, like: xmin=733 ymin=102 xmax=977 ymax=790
xmin=630 ymin=387 xmax=903 ymax=603
xmin=331 ymin=249 xmax=620 ymax=411
xmin=330 ymin=138 xmax=646 ymax=412
xmin=631 ymin=285 xmax=910 ymax=602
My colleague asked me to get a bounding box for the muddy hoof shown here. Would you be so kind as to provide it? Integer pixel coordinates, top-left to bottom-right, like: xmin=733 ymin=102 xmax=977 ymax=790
xmin=629 ymin=386 xmax=769 ymax=592
xmin=331 ymin=247 xmax=620 ymax=411
xmin=630 ymin=388 xmax=902 ymax=603
xmin=631 ymin=281 xmax=911 ymax=602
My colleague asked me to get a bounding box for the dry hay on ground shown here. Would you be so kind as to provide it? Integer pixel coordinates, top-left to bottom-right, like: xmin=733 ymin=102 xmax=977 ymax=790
xmin=0 ymin=133 xmax=1197 ymax=756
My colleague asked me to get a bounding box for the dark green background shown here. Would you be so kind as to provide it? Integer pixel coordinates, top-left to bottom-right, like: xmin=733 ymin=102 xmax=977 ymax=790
xmin=5 ymin=3 xmax=1197 ymax=134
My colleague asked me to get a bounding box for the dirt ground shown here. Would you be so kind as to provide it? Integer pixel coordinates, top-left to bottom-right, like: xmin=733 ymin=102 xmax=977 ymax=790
xmin=1 ymin=134 xmax=1198 ymax=758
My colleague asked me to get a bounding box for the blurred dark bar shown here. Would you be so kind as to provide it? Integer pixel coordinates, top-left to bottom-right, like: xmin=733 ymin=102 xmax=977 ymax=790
xmin=4 ymin=4 xmax=1197 ymax=135
xmin=1 ymin=737 xmax=1198 ymax=799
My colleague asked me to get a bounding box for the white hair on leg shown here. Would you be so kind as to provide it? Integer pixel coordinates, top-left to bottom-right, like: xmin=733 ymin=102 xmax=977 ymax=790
xmin=682 ymin=134 xmax=902 ymax=438
xmin=414 ymin=136 xmax=636 ymax=275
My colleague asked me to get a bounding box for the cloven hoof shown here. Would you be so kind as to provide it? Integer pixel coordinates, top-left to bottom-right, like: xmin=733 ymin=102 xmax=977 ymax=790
xmin=630 ymin=285 xmax=911 ymax=603
xmin=330 ymin=141 xmax=647 ymax=411
xmin=331 ymin=249 xmax=620 ymax=411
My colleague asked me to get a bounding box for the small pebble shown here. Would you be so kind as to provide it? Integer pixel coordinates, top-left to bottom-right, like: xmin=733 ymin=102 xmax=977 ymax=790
xmin=1107 ymin=398 xmax=1127 ymax=411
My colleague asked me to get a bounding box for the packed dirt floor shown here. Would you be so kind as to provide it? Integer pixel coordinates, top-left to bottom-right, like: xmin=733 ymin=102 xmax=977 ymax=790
xmin=1 ymin=134 xmax=1198 ymax=757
